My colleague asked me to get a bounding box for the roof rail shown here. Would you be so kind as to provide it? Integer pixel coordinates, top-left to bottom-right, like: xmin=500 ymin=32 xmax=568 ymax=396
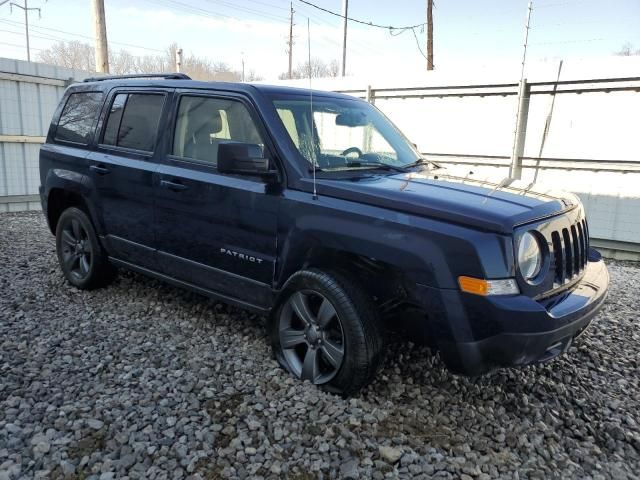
xmin=83 ymin=73 xmax=191 ymax=82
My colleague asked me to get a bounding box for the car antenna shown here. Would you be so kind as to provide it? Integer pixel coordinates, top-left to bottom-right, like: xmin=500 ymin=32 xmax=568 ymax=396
xmin=307 ymin=17 xmax=318 ymax=200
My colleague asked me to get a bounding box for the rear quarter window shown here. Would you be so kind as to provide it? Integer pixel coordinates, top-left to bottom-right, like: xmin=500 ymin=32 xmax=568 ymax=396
xmin=54 ymin=92 xmax=104 ymax=145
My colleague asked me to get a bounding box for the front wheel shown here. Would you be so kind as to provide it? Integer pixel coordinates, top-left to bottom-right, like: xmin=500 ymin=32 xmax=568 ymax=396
xmin=270 ymin=269 xmax=384 ymax=396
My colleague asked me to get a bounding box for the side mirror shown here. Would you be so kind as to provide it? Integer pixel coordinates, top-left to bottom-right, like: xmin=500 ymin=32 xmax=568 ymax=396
xmin=217 ymin=142 xmax=272 ymax=176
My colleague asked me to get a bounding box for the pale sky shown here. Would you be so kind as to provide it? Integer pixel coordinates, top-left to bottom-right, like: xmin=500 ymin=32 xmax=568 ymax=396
xmin=0 ymin=0 xmax=639 ymax=80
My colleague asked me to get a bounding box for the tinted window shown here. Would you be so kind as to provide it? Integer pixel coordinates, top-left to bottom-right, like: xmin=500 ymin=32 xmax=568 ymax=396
xmin=102 ymin=94 xmax=126 ymax=146
xmin=102 ymin=93 xmax=165 ymax=151
xmin=172 ymin=96 xmax=264 ymax=165
xmin=55 ymin=92 xmax=103 ymax=145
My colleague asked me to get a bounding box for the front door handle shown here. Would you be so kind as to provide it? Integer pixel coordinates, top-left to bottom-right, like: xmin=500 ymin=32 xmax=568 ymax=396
xmin=90 ymin=164 xmax=110 ymax=175
xmin=160 ymin=179 xmax=188 ymax=191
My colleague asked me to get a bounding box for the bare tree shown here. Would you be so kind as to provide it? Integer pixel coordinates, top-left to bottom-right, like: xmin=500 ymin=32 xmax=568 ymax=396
xmin=37 ymin=40 xmax=249 ymax=81
xmin=110 ymin=49 xmax=138 ymax=75
xmin=279 ymin=57 xmax=340 ymax=80
xmin=616 ymin=42 xmax=640 ymax=56
xmin=327 ymin=59 xmax=339 ymax=78
xmin=246 ymin=69 xmax=264 ymax=82
xmin=38 ymin=40 xmax=95 ymax=72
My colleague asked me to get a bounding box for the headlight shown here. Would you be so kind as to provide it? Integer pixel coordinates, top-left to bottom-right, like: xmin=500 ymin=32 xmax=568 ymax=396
xmin=518 ymin=232 xmax=542 ymax=281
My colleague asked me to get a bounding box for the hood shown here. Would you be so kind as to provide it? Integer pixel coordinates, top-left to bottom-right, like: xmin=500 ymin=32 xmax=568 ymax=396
xmin=308 ymin=169 xmax=580 ymax=234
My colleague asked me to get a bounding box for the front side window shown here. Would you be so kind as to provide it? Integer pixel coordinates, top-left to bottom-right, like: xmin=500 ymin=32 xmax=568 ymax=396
xmin=102 ymin=93 xmax=165 ymax=152
xmin=55 ymin=92 xmax=104 ymax=145
xmin=271 ymin=96 xmax=421 ymax=171
xmin=172 ymin=96 xmax=265 ymax=165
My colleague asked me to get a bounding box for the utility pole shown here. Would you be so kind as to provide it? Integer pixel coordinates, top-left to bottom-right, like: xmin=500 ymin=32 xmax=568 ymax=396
xmin=241 ymin=52 xmax=245 ymax=82
xmin=175 ymin=48 xmax=183 ymax=72
xmin=426 ymin=0 xmax=433 ymax=70
xmin=8 ymin=0 xmax=41 ymax=62
xmin=91 ymin=0 xmax=109 ymax=73
xmin=288 ymin=2 xmax=294 ymax=79
xmin=341 ymin=0 xmax=348 ymax=77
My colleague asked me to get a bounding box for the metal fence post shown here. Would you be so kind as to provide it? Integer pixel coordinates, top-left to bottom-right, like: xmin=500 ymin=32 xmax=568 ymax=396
xmin=366 ymin=85 xmax=375 ymax=104
xmin=510 ymin=79 xmax=531 ymax=179
xmin=364 ymin=85 xmax=375 ymax=151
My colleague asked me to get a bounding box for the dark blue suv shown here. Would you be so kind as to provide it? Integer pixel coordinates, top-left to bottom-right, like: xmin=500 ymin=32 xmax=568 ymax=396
xmin=39 ymin=73 xmax=609 ymax=395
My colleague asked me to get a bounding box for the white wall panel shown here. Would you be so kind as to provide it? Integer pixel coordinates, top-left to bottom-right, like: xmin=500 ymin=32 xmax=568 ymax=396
xmin=0 ymin=58 xmax=89 ymax=212
xmin=1 ymin=56 xmax=638 ymax=251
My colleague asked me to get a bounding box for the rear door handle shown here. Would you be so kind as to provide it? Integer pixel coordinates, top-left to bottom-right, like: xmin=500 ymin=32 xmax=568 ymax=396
xmin=89 ymin=164 xmax=110 ymax=175
xmin=160 ymin=179 xmax=188 ymax=191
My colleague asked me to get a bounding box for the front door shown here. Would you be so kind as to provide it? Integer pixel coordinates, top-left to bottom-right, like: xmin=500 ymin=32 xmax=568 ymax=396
xmin=87 ymin=89 xmax=169 ymax=268
xmin=153 ymin=92 xmax=279 ymax=309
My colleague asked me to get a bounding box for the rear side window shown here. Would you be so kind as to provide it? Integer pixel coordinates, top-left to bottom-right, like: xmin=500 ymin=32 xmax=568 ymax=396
xmin=102 ymin=93 xmax=165 ymax=152
xmin=55 ymin=92 xmax=103 ymax=145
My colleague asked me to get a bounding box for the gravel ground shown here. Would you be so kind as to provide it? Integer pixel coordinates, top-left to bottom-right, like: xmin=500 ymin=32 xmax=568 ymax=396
xmin=0 ymin=211 xmax=639 ymax=480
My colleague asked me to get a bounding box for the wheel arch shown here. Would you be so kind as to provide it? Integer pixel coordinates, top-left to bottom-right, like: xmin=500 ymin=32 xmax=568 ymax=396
xmin=46 ymin=188 xmax=92 ymax=235
xmin=43 ymin=167 xmax=102 ymax=236
xmin=273 ymin=246 xmax=411 ymax=316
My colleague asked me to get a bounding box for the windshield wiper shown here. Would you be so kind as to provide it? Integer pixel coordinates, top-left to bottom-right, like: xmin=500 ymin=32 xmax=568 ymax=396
xmin=343 ymin=161 xmax=407 ymax=173
xmin=402 ymin=158 xmax=441 ymax=169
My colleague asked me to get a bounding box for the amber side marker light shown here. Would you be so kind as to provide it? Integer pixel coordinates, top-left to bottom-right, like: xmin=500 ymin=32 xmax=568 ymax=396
xmin=458 ymin=276 xmax=520 ymax=296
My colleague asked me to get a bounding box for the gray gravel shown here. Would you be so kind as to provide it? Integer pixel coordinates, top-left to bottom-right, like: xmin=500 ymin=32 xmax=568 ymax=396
xmin=1 ymin=211 xmax=639 ymax=480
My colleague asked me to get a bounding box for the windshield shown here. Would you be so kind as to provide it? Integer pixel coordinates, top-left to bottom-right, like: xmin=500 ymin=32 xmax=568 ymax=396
xmin=271 ymin=95 xmax=421 ymax=171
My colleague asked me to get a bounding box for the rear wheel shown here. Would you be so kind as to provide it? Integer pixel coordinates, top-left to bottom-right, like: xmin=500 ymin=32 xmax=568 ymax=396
xmin=270 ymin=269 xmax=384 ymax=396
xmin=55 ymin=207 xmax=115 ymax=289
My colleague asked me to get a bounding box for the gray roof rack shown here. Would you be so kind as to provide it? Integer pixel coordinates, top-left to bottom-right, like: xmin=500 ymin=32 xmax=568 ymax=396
xmin=83 ymin=73 xmax=191 ymax=82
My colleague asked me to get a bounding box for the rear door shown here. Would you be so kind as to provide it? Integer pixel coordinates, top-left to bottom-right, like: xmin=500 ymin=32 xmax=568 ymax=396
xmin=153 ymin=91 xmax=280 ymax=309
xmin=87 ymin=88 xmax=170 ymax=268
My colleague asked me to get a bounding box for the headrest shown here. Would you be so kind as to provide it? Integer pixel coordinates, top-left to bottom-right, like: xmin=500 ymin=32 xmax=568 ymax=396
xmin=185 ymin=98 xmax=223 ymax=136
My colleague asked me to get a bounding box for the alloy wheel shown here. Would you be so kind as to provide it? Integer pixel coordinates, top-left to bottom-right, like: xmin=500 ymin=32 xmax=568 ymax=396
xmin=278 ymin=290 xmax=345 ymax=384
xmin=60 ymin=218 xmax=93 ymax=281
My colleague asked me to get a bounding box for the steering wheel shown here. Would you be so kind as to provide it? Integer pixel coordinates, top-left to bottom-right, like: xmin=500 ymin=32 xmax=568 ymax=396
xmin=340 ymin=147 xmax=363 ymax=158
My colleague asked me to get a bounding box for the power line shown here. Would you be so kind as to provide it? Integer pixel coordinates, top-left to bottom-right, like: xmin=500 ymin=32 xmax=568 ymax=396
xmin=530 ymin=37 xmax=605 ymax=45
xmin=7 ymin=0 xmax=42 ymax=62
xmin=389 ymin=25 xmax=429 ymax=62
xmin=0 ymin=21 xmax=83 ymax=48
xmin=146 ymin=0 xmax=288 ymax=24
xmin=411 ymin=27 xmax=428 ymax=61
xmin=0 ymin=39 xmax=42 ymax=51
xmin=144 ymin=0 xmax=236 ymax=22
xmin=0 ymin=18 xmax=166 ymax=52
xmin=203 ymin=0 xmax=289 ymax=22
xmin=297 ymin=0 xmax=425 ymax=31
xmin=296 ymin=0 xmax=430 ymax=63
xmin=243 ymin=0 xmax=289 ymax=11
xmin=0 ymin=27 xmax=62 ymax=43
xmin=535 ymin=0 xmax=592 ymax=7
xmin=294 ymin=3 xmax=387 ymax=56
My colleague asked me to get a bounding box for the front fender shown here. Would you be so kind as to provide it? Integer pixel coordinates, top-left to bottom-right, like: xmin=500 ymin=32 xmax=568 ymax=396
xmin=275 ymin=190 xmax=514 ymax=290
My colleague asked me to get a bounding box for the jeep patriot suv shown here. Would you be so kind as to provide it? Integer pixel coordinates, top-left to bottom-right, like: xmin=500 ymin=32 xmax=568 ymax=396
xmin=39 ymin=73 xmax=609 ymax=395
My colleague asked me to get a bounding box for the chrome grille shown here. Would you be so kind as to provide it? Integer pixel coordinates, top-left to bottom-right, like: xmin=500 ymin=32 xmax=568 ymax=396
xmin=551 ymin=217 xmax=589 ymax=285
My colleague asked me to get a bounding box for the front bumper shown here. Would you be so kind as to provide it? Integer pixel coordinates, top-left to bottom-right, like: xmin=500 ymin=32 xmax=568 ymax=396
xmin=415 ymin=256 xmax=609 ymax=376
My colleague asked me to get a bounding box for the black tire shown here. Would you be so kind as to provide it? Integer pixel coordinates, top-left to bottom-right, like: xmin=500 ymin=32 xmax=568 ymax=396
xmin=270 ymin=268 xmax=384 ymax=396
xmin=55 ymin=206 xmax=115 ymax=290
